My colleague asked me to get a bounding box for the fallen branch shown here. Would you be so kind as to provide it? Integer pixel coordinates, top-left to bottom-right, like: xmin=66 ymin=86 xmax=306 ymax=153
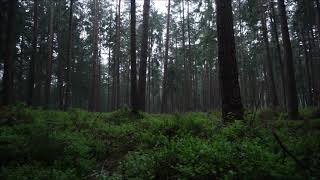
xmin=272 ymin=130 xmax=308 ymax=171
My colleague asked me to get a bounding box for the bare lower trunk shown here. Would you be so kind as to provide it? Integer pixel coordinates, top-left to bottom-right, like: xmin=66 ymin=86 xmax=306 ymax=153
xmin=261 ymin=11 xmax=279 ymax=108
xmin=216 ymin=0 xmax=244 ymax=121
xmin=2 ymin=0 xmax=17 ymax=105
xmin=45 ymin=3 xmax=54 ymax=108
xmin=138 ymin=0 xmax=151 ymax=111
xmin=278 ymin=0 xmax=299 ymax=119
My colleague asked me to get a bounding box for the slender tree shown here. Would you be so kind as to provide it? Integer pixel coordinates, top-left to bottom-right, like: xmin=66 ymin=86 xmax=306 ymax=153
xmin=64 ymin=0 xmax=74 ymax=110
xmin=28 ymin=0 xmax=39 ymax=106
xmin=138 ymin=0 xmax=151 ymax=111
xmin=89 ymin=0 xmax=100 ymax=112
xmin=2 ymin=0 xmax=17 ymax=105
xmin=44 ymin=2 xmax=55 ymax=108
xmin=261 ymin=3 xmax=279 ymax=108
xmin=130 ymin=0 xmax=138 ymax=112
xmin=278 ymin=0 xmax=299 ymax=119
xmin=269 ymin=0 xmax=287 ymax=108
xmin=216 ymin=0 xmax=244 ymax=121
xmin=161 ymin=0 xmax=171 ymax=113
xmin=111 ymin=0 xmax=121 ymax=110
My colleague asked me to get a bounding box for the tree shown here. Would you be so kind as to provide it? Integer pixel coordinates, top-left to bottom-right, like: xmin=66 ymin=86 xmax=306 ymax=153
xmin=161 ymin=0 xmax=171 ymax=113
xmin=216 ymin=0 xmax=243 ymax=121
xmin=269 ymin=0 xmax=287 ymax=108
xmin=112 ymin=0 xmax=121 ymax=110
xmin=260 ymin=2 xmax=279 ymax=108
xmin=130 ymin=0 xmax=138 ymax=112
xmin=64 ymin=0 xmax=74 ymax=110
xmin=278 ymin=0 xmax=299 ymax=119
xmin=2 ymin=0 xmax=17 ymax=105
xmin=28 ymin=0 xmax=39 ymax=106
xmin=138 ymin=0 xmax=151 ymax=111
xmin=89 ymin=0 xmax=100 ymax=112
xmin=44 ymin=1 xmax=55 ymax=108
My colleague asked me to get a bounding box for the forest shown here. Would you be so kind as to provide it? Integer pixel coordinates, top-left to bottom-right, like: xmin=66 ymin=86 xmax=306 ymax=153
xmin=0 ymin=0 xmax=320 ymax=179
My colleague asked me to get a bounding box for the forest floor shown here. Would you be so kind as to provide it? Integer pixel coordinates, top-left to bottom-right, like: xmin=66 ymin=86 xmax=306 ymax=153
xmin=0 ymin=105 xmax=320 ymax=179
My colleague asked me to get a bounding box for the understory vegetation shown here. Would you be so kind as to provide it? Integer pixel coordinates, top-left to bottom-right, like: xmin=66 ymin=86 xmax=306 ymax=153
xmin=1 ymin=105 xmax=320 ymax=179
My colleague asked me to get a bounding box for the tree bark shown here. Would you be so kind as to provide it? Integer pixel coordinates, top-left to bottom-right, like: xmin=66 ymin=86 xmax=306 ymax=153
xmin=161 ymin=0 xmax=171 ymax=113
xmin=278 ymin=0 xmax=299 ymax=119
xmin=137 ymin=0 xmax=151 ymax=111
xmin=269 ymin=0 xmax=287 ymax=108
xmin=130 ymin=0 xmax=138 ymax=112
xmin=28 ymin=0 xmax=39 ymax=106
xmin=300 ymin=28 xmax=314 ymax=106
xmin=216 ymin=0 xmax=244 ymax=121
xmin=44 ymin=2 xmax=54 ymax=108
xmin=64 ymin=0 xmax=74 ymax=110
xmin=261 ymin=9 xmax=279 ymax=108
xmin=89 ymin=0 xmax=100 ymax=112
xmin=112 ymin=0 xmax=121 ymax=110
xmin=2 ymin=0 xmax=17 ymax=105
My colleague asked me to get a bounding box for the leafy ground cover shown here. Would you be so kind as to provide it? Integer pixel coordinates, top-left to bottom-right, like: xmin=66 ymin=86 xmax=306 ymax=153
xmin=0 ymin=105 xmax=320 ymax=179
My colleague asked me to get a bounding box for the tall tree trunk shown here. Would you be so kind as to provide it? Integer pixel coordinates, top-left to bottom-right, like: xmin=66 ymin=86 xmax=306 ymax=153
xmin=89 ymin=0 xmax=100 ymax=112
xmin=45 ymin=2 xmax=54 ymax=108
xmin=300 ymin=28 xmax=314 ymax=106
xmin=2 ymin=0 xmax=17 ymax=105
xmin=269 ymin=0 xmax=286 ymax=108
xmin=315 ymin=0 xmax=320 ymax=39
xmin=186 ymin=0 xmax=193 ymax=111
xmin=64 ymin=0 xmax=74 ymax=110
xmin=278 ymin=0 xmax=299 ymax=119
xmin=181 ymin=0 xmax=187 ymax=111
xmin=130 ymin=0 xmax=138 ymax=112
xmin=216 ymin=0 xmax=244 ymax=121
xmin=28 ymin=0 xmax=39 ymax=106
xmin=261 ymin=9 xmax=279 ymax=108
xmin=112 ymin=0 xmax=121 ymax=110
xmin=161 ymin=0 xmax=171 ymax=113
xmin=138 ymin=0 xmax=151 ymax=111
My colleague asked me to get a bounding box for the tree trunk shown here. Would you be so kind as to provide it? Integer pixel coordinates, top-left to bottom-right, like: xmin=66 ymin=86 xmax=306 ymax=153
xmin=278 ymin=0 xmax=299 ymax=119
xmin=64 ymin=0 xmax=74 ymax=110
xmin=315 ymin=0 xmax=320 ymax=39
xmin=130 ymin=0 xmax=138 ymax=112
xmin=216 ymin=0 xmax=244 ymax=121
xmin=161 ymin=0 xmax=171 ymax=113
xmin=89 ymin=0 xmax=100 ymax=112
xmin=186 ymin=0 xmax=193 ymax=111
xmin=112 ymin=0 xmax=121 ymax=110
xmin=300 ymin=28 xmax=314 ymax=106
xmin=138 ymin=0 xmax=151 ymax=111
xmin=28 ymin=0 xmax=39 ymax=106
xmin=2 ymin=0 xmax=17 ymax=105
xmin=44 ymin=2 xmax=54 ymax=108
xmin=269 ymin=0 xmax=287 ymax=108
xmin=261 ymin=10 xmax=279 ymax=108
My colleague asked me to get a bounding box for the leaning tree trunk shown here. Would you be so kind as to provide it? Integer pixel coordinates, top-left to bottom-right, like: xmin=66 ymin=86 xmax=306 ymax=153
xmin=137 ymin=0 xmax=151 ymax=111
xmin=64 ymin=0 xmax=74 ymax=110
xmin=216 ymin=0 xmax=244 ymax=122
xmin=2 ymin=0 xmax=17 ymax=105
xmin=278 ymin=0 xmax=299 ymax=119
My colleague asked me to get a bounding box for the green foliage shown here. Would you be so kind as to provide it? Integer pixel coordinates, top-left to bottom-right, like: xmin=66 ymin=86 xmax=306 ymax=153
xmin=0 ymin=106 xmax=319 ymax=179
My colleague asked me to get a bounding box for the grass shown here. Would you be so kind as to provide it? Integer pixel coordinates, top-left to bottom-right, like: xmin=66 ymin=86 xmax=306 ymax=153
xmin=0 ymin=104 xmax=320 ymax=179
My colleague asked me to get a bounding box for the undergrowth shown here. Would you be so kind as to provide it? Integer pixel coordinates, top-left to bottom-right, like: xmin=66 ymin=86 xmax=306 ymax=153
xmin=0 ymin=105 xmax=319 ymax=179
